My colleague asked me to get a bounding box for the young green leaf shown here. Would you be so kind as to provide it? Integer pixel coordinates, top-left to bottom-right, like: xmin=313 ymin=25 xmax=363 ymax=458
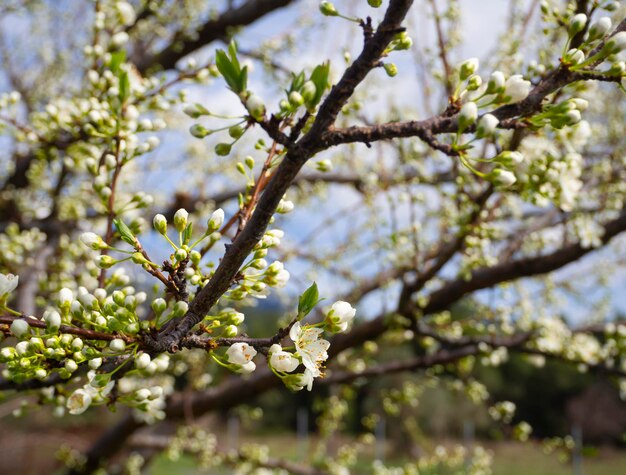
xmin=298 ymin=282 xmax=322 ymax=317
xmin=113 ymin=218 xmax=136 ymax=246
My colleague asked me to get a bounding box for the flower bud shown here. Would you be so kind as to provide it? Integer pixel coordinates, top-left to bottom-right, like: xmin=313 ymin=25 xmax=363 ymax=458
xmin=228 ymin=124 xmax=245 ymax=139
xmin=135 ymin=352 xmax=151 ymax=369
xmin=490 ymin=169 xmax=517 ymax=187
xmin=189 ymin=124 xmax=210 ymax=138
xmin=153 ymin=214 xmax=167 ymax=234
xmin=151 ymin=298 xmax=167 ymax=314
xmin=59 ymin=288 xmax=73 ymax=308
xmin=302 ymin=81 xmax=317 ymax=103
xmin=10 ymin=319 xmax=30 ymax=338
xmin=44 ymin=310 xmax=62 ymax=332
xmin=319 ymin=1 xmax=339 ymax=16
xmin=109 ymin=338 xmax=126 ymax=352
xmin=215 ymin=142 xmax=232 ymax=156
xmin=486 ymin=71 xmax=505 ymax=94
xmin=223 ymin=325 xmax=238 ymax=337
xmin=458 ymin=102 xmax=478 ymax=133
xmin=173 ymin=208 xmax=188 ymax=233
xmin=289 ymin=91 xmax=304 ymax=107
xmin=384 ymin=63 xmax=398 ymax=77
xmin=96 ymin=255 xmax=117 ymax=269
xmin=475 ymin=114 xmax=499 ymax=138
xmin=368 ymin=0 xmax=382 ymax=7
xmin=602 ymin=31 xmax=626 ymax=55
xmin=245 ymin=94 xmax=266 ymax=121
xmin=459 ymin=57 xmax=479 ymax=81
xmin=588 ymin=17 xmax=611 ymax=41
xmin=208 ymin=208 xmax=225 ymax=232
xmin=495 ymin=151 xmax=524 ymax=168
xmin=467 ymin=74 xmax=482 ymax=91
xmin=568 ymin=13 xmax=587 ymax=37
xmin=175 ymin=248 xmax=188 ymax=261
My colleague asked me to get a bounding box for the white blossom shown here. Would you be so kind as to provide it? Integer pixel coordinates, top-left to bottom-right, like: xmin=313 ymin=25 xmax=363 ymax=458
xmin=269 ymin=344 xmax=299 ymax=373
xmin=67 ymin=389 xmax=92 ymax=415
xmin=225 ymin=342 xmax=257 ymax=365
xmin=289 ymin=322 xmax=330 ymax=377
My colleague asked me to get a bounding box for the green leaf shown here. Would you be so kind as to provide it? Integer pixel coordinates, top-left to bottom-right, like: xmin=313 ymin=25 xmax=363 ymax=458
xmin=309 ymin=62 xmax=330 ymax=107
xmin=109 ymin=50 xmax=126 ymax=74
xmin=291 ymin=71 xmax=306 ymax=92
xmin=119 ymin=70 xmax=130 ymax=103
xmin=228 ymin=40 xmax=241 ymax=70
xmin=238 ymin=65 xmax=248 ymax=94
xmin=298 ymin=282 xmax=322 ymax=317
xmin=182 ymin=222 xmax=193 ymax=246
xmin=113 ymin=218 xmax=136 ymax=246
xmin=215 ymin=49 xmax=242 ymax=92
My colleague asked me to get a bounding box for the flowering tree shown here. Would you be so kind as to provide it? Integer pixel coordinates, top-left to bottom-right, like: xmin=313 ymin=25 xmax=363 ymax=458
xmin=1 ymin=0 xmax=625 ymax=473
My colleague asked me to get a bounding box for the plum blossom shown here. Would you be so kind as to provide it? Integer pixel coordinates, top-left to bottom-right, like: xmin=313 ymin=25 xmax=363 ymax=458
xmin=225 ymin=342 xmax=257 ymax=365
xmin=268 ymin=344 xmax=299 ymax=373
xmin=67 ymin=389 xmax=92 ymax=415
xmin=289 ymin=322 xmax=330 ymax=377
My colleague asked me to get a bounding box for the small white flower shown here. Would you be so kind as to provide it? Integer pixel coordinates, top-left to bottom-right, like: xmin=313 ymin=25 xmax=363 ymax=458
xmin=225 ymin=342 xmax=257 ymax=365
xmin=269 ymin=344 xmax=299 ymax=373
xmin=0 ymin=273 xmax=19 ymax=297
xmin=67 ymin=389 xmax=92 ymax=415
xmin=289 ymin=322 xmax=330 ymax=377
xmin=503 ymin=75 xmax=531 ymax=103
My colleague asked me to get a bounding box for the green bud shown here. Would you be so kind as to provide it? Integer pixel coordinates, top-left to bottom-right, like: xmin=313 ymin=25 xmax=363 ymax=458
xmin=228 ymin=124 xmax=245 ymax=139
xmin=368 ymin=0 xmax=382 ymax=7
xmin=384 ymin=63 xmax=398 ymax=77
xmin=173 ymin=208 xmax=188 ymax=233
xmin=215 ymin=143 xmax=232 ymax=156
xmin=189 ymin=124 xmax=210 ymax=139
xmin=302 ymin=81 xmax=317 ymax=103
xmin=319 ymin=1 xmax=339 ymax=16
xmin=288 ymin=91 xmax=304 ymax=107
xmin=175 ymin=248 xmax=188 ymax=261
